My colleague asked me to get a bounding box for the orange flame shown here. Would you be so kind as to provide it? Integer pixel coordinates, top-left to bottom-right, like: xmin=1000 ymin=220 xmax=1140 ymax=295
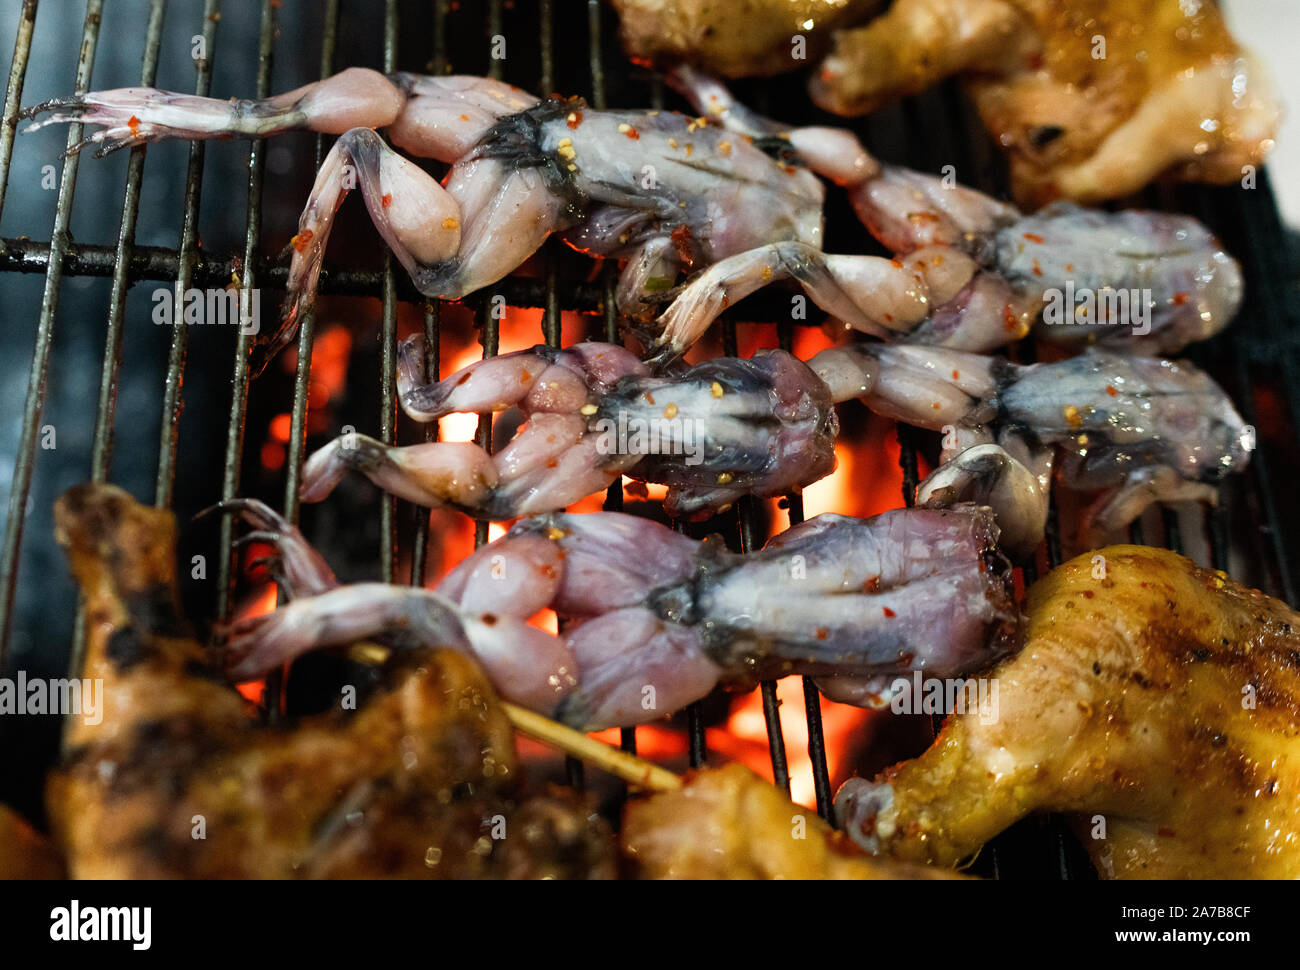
xmin=711 ymin=680 xmax=879 ymax=808
xmin=267 ymin=297 xmax=905 ymax=800
xmin=230 ymin=582 xmax=279 ymax=704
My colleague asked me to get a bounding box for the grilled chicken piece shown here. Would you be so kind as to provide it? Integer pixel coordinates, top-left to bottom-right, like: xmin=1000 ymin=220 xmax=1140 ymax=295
xmin=50 ymin=483 xmax=615 ymax=879
xmin=611 ymin=0 xmax=881 ymax=77
xmin=622 ymin=763 xmax=962 ymax=878
xmin=811 ymin=0 xmax=1279 ymax=205
xmin=0 ymin=805 xmax=64 ymax=879
xmin=836 ymin=545 xmax=1300 ymax=879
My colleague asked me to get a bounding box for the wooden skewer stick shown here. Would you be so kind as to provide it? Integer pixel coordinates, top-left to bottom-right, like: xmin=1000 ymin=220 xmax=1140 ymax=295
xmin=502 ymin=701 xmax=683 ymax=793
xmin=345 ymin=641 xmax=681 ymax=792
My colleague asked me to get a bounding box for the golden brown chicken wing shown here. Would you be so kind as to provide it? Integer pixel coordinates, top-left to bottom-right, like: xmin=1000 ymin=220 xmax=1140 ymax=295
xmin=623 ymin=762 xmax=964 ymax=878
xmin=49 ymin=483 xmax=615 ymax=879
xmin=835 ymin=544 xmax=1300 ymax=879
xmin=811 ymin=0 xmax=1279 ymax=205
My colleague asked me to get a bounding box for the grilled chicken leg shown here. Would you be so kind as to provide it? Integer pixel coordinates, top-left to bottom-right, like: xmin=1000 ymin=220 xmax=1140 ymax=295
xmin=611 ymin=0 xmax=881 ymax=77
xmin=811 ymin=0 xmax=1279 ymax=205
xmin=836 ymin=545 xmax=1300 ymax=878
xmin=50 ymin=483 xmax=614 ymax=879
xmin=622 ymin=763 xmax=962 ymax=879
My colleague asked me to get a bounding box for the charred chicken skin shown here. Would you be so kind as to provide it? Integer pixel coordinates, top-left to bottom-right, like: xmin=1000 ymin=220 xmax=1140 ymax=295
xmin=836 ymin=545 xmax=1300 ymax=879
xmin=50 ymin=483 xmax=615 ymax=879
xmin=811 ymin=0 xmax=1279 ymax=205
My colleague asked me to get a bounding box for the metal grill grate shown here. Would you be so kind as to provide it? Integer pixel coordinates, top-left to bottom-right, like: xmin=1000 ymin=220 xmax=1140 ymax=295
xmin=1 ymin=0 xmax=1298 ymax=878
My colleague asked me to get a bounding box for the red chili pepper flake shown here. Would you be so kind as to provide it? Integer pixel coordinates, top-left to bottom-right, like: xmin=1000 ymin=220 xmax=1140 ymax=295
xmin=862 ymin=575 xmax=880 ymax=593
xmin=890 ymin=258 xmax=904 ymax=269
xmin=882 ymin=606 xmax=896 ymax=618
xmin=1106 ymin=384 xmax=1118 ymax=397
xmin=381 ymin=193 xmax=393 ymax=208
xmin=1173 ymin=292 xmax=1188 ymax=306
xmin=127 ymin=115 xmax=141 ymax=136
xmin=566 ymin=110 xmax=583 ymax=129
xmin=623 ymin=125 xmax=640 ymax=140
xmin=1082 ymin=590 xmax=1094 ymax=599
xmin=1065 ymin=262 xmax=1075 ymax=273
xmin=884 ymin=313 xmax=894 ymax=323
xmin=520 ymin=368 xmax=532 ymax=383
xmin=1032 ymin=258 xmax=1043 ymax=277
xmin=1004 ymin=304 xmax=1018 ymax=331
xmin=815 ymin=627 xmax=829 ymax=641
xmin=952 ymin=369 xmax=960 ymax=380
xmin=290 ymin=229 xmax=314 ymax=253
xmin=1023 ymin=232 xmax=1044 ymax=244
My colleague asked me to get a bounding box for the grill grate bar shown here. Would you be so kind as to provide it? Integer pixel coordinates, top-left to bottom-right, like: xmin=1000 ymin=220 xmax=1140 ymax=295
xmin=67 ymin=0 xmax=169 ymax=686
xmin=721 ymin=317 xmax=791 ymax=794
xmin=276 ymin=0 xmax=341 ymax=719
xmin=777 ymin=320 xmax=835 ymax=821
xmin=0 ymin=235 xmax=617 ymax=310
xmin=0 ymin=0 xmax=38 ymax=226
xmin=0 ymin=0 xmax=104 ymax=668
xmin=1222 ymin=172 xmax=1299 ymax=604
xmin=154 ymin=0 xmax=221 ymax=510
xmin=408 ymin=0 xmax=448 ymax=591
xmin=86 ymin=0 xmax=168 ymax=486
xmin=283 ymin=0 xmax=342 ymax=530
xmin=378 ymin=0 xmax=400 ymax=585
xmin=216 ymin=0 xmax=279 ymax=624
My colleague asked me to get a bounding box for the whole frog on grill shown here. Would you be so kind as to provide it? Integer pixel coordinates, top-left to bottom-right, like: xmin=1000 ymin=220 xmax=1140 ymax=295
xmin=25 ymin=63 xmax=1240 ymax=371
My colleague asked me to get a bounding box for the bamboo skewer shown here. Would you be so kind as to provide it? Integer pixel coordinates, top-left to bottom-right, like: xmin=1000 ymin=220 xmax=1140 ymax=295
xmin=343 ymin=641 xmax=682 ymax=792
xmin=502 ymin=702 xmax=683 ymax=792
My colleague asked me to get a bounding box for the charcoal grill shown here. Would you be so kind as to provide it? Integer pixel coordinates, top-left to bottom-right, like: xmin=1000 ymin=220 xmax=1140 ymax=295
xmin=1 ymin=0 xmax=1297 ymax=880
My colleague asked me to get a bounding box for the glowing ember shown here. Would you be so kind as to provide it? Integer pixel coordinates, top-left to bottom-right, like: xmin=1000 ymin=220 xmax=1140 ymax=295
xmin=711 ymin=679 xmax=880 ymax=808
xmin=230 ymin=582 xmax=279 ymax=704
